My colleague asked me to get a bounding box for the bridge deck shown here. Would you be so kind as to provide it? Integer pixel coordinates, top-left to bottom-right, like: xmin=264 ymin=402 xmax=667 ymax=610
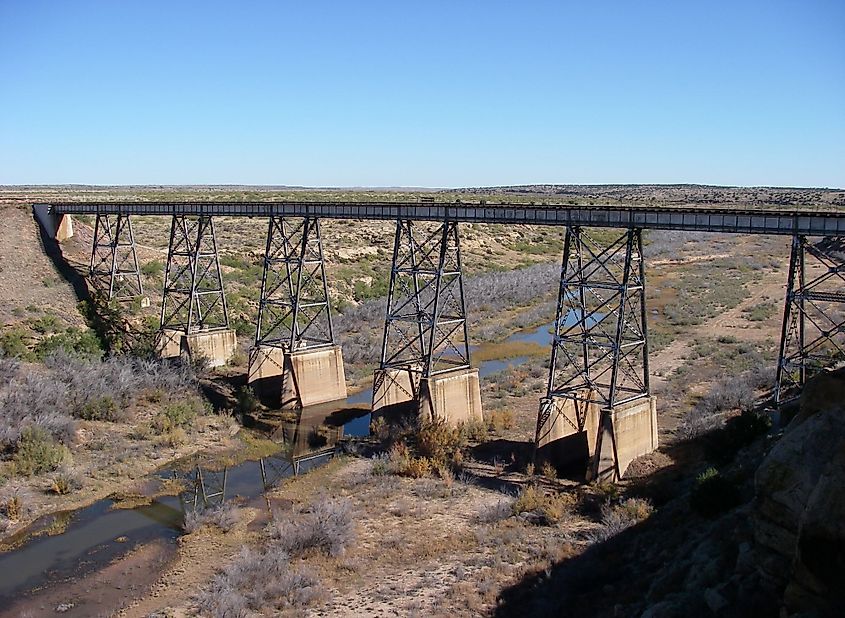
xmin=43 ymin=202 xmax=845 ymax=236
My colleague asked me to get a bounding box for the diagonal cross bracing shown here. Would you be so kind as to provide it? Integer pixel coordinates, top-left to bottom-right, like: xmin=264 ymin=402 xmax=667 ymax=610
xmin=537 ymin=227 xmax=650 ymax=435
xmin=254 ymin=217 xmax=335 ymax=350
xmin=775 ymin=235 xmax=845 ymax=405
xmin=380 ymin=220 xmax=471 ymax=377
xmin=160 ymin=215 xmax=229 ymax=333
xmin=89 ymin=214 xmax=143 ymax=300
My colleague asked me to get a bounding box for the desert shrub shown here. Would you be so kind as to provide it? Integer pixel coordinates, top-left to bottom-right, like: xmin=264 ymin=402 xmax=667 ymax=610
xmin=1 ymin=494 xmax=24 ymax=521
xmin=417 ymin=418 xmax=465 ymax=464
xmin=540 ymin=460 xmax=557 ymax=480
xmin=12 ymin=427 xmax=70 ymax=476
xmin=77 ymin=396 xmax=121 ymax=421
xmin=0 ymin=327 xmax=34 ymax=360
xmin=196 ymin=544 xmax=324 ymax=617
xmin=34 ymin=328 xmax=102 ymax=360
xmin=235 ymin=386 xmax=260 ymax=416
xmin=184 ymin=503 xmax=241 ymax=534
xmin=477 ymin=497 xmax=515 ymax=523
xmin=140 ymin=260 xmax=164 ymax=278
xmin=153 ymin=397 xmax=204 ymax=434
xmin=268 ymin=497 xmax=355 ymax=558
xmin=49 ymin=467 xmax=82 ymax=495
xmin=0 ymin=357 xmax=20 ymax=382
xmin=0 ymin=371 xmax=75 ymax=449
xmin=486 ymin=409 xmax=515 ymax=434
xmin=512 ymin=485 xmax=573 ymax=524
xmin=403 ymin=456 xmax=433 ymax=478
xmin=690 ymin=468 xmax=741 ymax=517
xmin=588 ymin=498 xmax=654 ymax=542
xmin=370 ymin=453 xmax=391 ymax=476
xmin=462 ymin=418 xmax=487 ymax=442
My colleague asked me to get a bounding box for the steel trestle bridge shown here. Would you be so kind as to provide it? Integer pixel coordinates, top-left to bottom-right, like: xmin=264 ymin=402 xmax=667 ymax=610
xmin=38 ymin=200 xmax=845 ymax=480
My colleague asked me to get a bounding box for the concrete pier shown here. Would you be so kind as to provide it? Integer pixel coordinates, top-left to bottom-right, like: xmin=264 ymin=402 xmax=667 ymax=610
xmin=248 ymin=345 xmax=347 ymax=409
xmin=158 ymin=328 xmax=237 ymax=367
xmin=33 ymin=205 xmax=74 ymax=241
xmin=373 ymin=366 xmax=483 ymax=426
xmin=536 ymin=392 xmax=658 ymax=480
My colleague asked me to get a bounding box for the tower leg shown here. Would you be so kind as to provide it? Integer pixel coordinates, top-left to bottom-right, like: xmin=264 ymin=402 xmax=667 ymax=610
xmin=159 ymin=215 xmax=235 ymax=366
xmin=373 ymin=219 xmax=481 ymax=425
xmin=535 ymin=227 xmax=656 ymax=481
xmin=89 ymin=214 xmax=144 ymax=301
xmin=248 ymin=217 xmax=346 ymax=407
xmin=775 ymin=235 xmax=845 ymax=406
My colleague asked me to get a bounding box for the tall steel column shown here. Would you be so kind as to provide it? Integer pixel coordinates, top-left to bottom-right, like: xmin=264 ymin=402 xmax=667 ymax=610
xmin=775 ymin=235 xmax=845 ymax=405
xmin=536 ymin=227 xmax=649 ymax=476
xmin=254 ymin=217 xmax=334 ymax=351
xmin=160 ymin=215 xmax=229 ymax=333
xmin=378 ymin=219 xmax=471 ymax=380
xmin=89 ymin=214 xmax=143 ymax=300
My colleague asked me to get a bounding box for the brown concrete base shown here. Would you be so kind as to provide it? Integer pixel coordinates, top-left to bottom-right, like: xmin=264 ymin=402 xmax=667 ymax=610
xmin=372 ymin=366 xmax=483 ymax=427
xmin=372 ymin=367 xmax=420 ymax=412
xmin=590 ymin=396 xmax=659 ymax=481
xmin=248 ymin=345 xmax=347 ymax=409
xmin=177 ymin=329 xmax=237 ymax=367
xmin=536 ymin=392 xmax=658 ymax=481
xmin=419 ymin=367 xmax=483 ymax=426
xmin=156 ymin=328 xmax=184 ymax=360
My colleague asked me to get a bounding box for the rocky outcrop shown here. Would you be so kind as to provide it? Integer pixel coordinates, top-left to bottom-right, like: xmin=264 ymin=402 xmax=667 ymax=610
xmin=754 ymin=367 xmax=845 ymax=616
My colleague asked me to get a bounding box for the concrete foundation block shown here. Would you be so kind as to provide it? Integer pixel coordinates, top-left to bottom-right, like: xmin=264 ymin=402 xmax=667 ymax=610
xmin=32 ymin=205 xmax=74 ymax=241
xmin=537 ymin=392 xmax=658 ymax=481
xmin=182 ymin=329 xmax=237 ymax=368
xmin=592 ymin=395 xmax=659 ymax=481
xmin=535 ymin=389 xmax=600 ymax=472
xmin=372 ymin=367 xmax=420 ymax=412
xmin=419 ymin=367 xmax=483 ymax=426
xmin=249 ymin=345 xmax=347 ymax=409
xmin=157 ymin=328 xmax=184 ymax=360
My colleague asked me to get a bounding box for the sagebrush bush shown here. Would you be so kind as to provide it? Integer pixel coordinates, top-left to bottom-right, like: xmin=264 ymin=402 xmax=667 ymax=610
xmin=588 ymin=497 xmax=654 ymax=543
xmin=417 ymin=418 xmax=465 ymax=464
xmin=268 ymin=497 xmax=355 ymax=558
xmin=512 ymin=485 xmax=574 ymax=524
xmin=690 ymin=468 xmax=741 ymax=517
xmin=153 ymin=397 xmax=205 ymax=434
xmin=12 ymin=427 xmax=70 ymax=476
xmin=184 ymin=503 xmax=241 ymax=534
xmin=196 ymin=544 xmax=324 ymax=617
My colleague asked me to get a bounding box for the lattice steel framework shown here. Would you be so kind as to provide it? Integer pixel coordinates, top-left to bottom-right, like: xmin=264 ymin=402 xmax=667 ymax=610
xmin=255 ymin=217 xmax=334 ymax=350
xmin=537 ymin=227 xmax=649 ymax=437
xmin=160 ymin=215 xmax=229 ymax=333
xmin=379 ymin=220 xmax=471 ymax=378
xmin=88 ymin=214 xmax=143 ymax=300
xmin=775 ymin=235 xmax=845 ymax=405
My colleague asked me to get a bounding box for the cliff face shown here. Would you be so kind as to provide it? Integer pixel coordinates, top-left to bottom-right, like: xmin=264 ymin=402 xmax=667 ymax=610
xmin=754 ymin=367 xmax=845 ymax=616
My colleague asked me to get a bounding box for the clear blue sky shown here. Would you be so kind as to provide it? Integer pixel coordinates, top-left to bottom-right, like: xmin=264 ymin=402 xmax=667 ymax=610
xmin=1 ymin=1 xmax=843 ymax=188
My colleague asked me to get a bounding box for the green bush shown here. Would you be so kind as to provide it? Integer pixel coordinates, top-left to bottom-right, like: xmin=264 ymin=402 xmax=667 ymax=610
xmin=0 ymin=327 xmax=33 ymax=360
xmin=417 ymin=418 xmax=466 ymax=465
xmin=690 ymin=467 xmax=741 ymax=517
xmin=34 ymin=327 xmax=103 ymax=360
xmin=13 ymin=427 xmax=70 ymax=476
xmin=153 ymin=397 xmax=205 ymax=434
xmin=141 ymin=260 xmax=164 ymax=278
xmin=77 ymin=396 xmax=120 ymax=421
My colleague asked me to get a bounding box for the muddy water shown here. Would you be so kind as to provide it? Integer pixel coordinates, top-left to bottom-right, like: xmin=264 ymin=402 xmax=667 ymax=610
xmin=0 ymin=312 xmax=579 ymax=605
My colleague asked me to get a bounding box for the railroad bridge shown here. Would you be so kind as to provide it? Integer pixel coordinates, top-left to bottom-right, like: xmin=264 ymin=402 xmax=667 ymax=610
xmin=33 ymin=201 xmax=845 ymax=480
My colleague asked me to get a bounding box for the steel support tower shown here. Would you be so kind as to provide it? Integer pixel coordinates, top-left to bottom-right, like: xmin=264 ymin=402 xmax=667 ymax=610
xmin=254 ymin=217 xmax=335 ymax=351
xmin=537 ymin=227 xmax=650 ymax=479
xmin=775 ymin=235 xmax=845 ymax=405
xmin=88 ymin=214 xmax=143 ymax=301
xmin=375 ymin=220 xmax=471 ymax=404
xmin=160 ymin=215 xmax=229 ymax=333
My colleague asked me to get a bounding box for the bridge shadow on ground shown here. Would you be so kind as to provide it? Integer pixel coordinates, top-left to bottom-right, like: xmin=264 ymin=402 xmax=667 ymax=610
xmin=34 ymin=212 xmax=93 ymax=310
xmin=492 ymin=421 xmax=781 ymax=618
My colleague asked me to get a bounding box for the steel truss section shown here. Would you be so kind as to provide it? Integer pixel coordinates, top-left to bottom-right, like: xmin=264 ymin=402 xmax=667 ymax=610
xmin=775 ymin=235 xmax=845 ymax=405
xmin=160 ymin=215 xmax=229 ymax=333
xmin=379 ymin=219 xmax=471 ymax=378
xmin=538 ymin=226 xmax=650 ymax=434
xmin=88 ymin=214 xmax=143 ymax=300
xmin=255 ymin=217 xmax=335 ymax=350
